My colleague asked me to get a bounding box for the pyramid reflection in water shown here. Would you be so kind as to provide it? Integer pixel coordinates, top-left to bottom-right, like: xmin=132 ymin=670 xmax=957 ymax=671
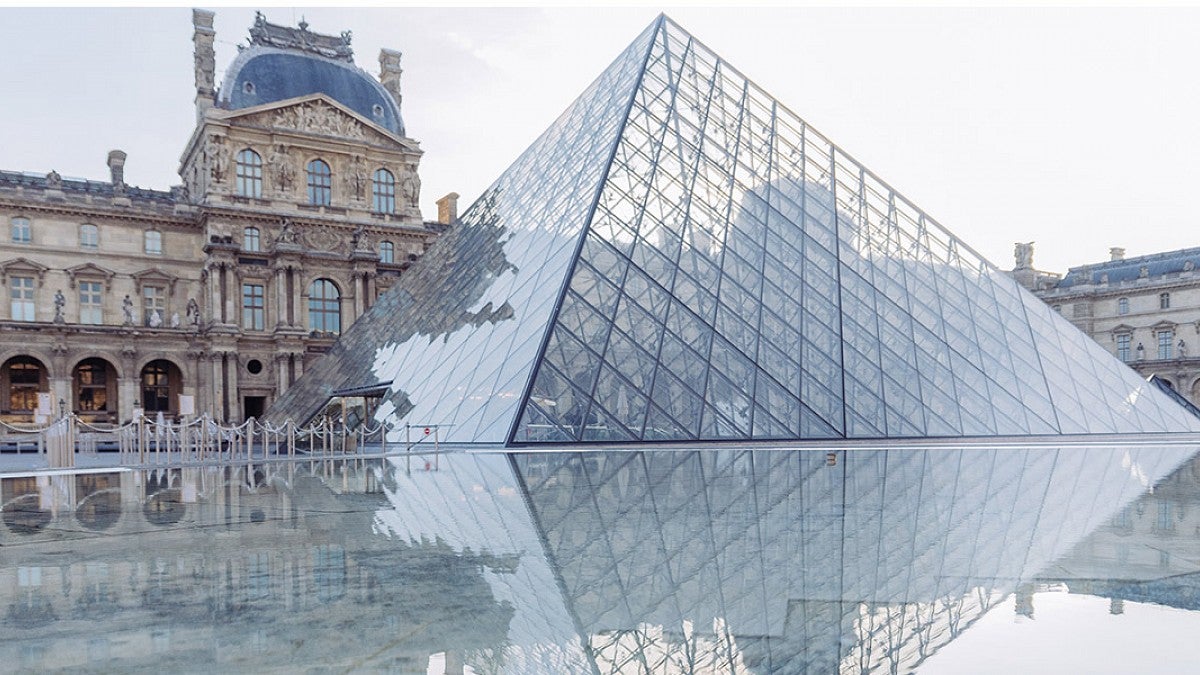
xmin=269 ymin=16 xmax=1199 ymax=443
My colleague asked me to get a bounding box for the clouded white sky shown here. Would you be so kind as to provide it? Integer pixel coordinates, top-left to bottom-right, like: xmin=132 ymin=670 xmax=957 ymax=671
xmin=2 ymin=6 xmax=1198 ymax=274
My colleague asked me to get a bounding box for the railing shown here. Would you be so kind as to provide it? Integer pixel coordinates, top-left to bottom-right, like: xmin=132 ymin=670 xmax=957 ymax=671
xmin=0 ymin=413 xmax=449 ymax=471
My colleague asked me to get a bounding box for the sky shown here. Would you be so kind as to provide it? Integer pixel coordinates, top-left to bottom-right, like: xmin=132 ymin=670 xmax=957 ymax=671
xmin=922 ymin=591 xmax=1200 ymax=674
xmin=2 ymin=6 xmax=1200 ymax=274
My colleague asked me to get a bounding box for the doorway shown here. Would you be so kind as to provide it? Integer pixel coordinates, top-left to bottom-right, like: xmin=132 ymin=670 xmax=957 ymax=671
xmin=243 ymin=396 xmax=266 ymax=421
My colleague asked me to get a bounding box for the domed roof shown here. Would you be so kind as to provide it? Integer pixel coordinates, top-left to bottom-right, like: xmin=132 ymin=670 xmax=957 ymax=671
xmin=219 ymin=46 xmax=405 ymax=137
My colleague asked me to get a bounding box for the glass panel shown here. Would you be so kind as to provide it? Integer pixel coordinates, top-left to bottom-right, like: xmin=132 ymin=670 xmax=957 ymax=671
xmin=271 ymin=16 xmax=1200 ymax=445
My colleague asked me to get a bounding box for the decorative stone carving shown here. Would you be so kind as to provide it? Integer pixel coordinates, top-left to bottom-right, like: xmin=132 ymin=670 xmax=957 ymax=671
xmin=351 ymin=224 xmax=370 ymax=251
xmin=171 ymin=312 xmax=181 ymax=329
xmin=45 ymin=170 xmax=62 ymax=189
xmin=250 ymin=12 xmax=354 ymax=62
xmin=1013 ymin=242 xmax=1033 ymax=270
xmin=273 ymin=101 xmax=365 ymax=140
xmin=401 ymin=168 xmax=421 ymax=206
xmin=206 ymin=134 xmax=230 ymax=182
xmin=186 ymin=298 xmax=200 ymax=326
xmin=275 ymin=217 xmax=300 ymax=246
xmin=122 ymin=295 xmax=135 ymax=326
xmin=303 ymin=225 xmax=342 ymax=253
xmin=345 ymin=155 xmax=368 ymax=200
xmin=53 ymin=290 xmax=65 ymax=324
xmin=269 ymin=145 xmax=295 ymax=193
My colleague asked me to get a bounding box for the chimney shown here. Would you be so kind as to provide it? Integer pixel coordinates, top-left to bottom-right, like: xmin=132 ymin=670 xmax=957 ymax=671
xmin=379 ymin=48 xmax=404 ymax=109
xmin=193 ymin=9 xmax=217 ymax=121
xmin=1110 ymin=247 xmax=1126 ymax=262
xmin=107 ymin=150 xmax=127 ymax=186
xmin=437 ymin=192 xmax=459 ymax=225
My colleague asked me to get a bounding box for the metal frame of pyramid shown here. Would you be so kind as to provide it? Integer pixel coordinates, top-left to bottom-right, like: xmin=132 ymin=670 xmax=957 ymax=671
xmin=269 ymin=15 xmax=1200 ymax=444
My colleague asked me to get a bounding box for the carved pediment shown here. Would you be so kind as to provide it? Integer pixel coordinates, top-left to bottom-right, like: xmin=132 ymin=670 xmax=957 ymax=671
xmin=231 ymin=97 xmax=405 ymax=147
xmin=0 ymin=258 xmax=49 ymax=285
xmin=273 ymin=100 xmax=365 ymax=139
xmin=132 ymin=268 xmax=180 ymax=294
xmin=65 ymin=262 xmax=117 ymax=289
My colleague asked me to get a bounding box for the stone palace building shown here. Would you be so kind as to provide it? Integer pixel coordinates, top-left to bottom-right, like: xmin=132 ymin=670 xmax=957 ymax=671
xmin=1014 ymin=243 xmax=1200 ymax=406
xmin=0 ymin=11 xmax=453 ymax=424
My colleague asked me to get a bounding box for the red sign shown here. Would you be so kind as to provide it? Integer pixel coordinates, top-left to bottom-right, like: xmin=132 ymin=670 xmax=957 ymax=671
xmin=423 ymin=427 xmax=431 ymax=435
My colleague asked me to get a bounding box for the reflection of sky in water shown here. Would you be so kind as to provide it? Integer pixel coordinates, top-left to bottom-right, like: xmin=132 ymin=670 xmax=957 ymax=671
xmin=4 ymin=443 xmax=1200 ymax=672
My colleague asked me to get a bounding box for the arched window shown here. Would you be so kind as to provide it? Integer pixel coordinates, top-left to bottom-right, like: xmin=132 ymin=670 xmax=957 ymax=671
xmin=80 ymin=223 xmax=99 ymax=249
xmin=4 ymin=356 xmax=45 ymax=412
xmin=1160 ymin=292 xmax=1171 ymax=310
xmin=308 ymin=279 xmax=341 ymax=334
xmin=243 ymin=226 xmax=261 ymax=252
xmin=140 ymin=360 xmax=181 ymax=414
xmin=1118 ymin=297 xmax=1129 ymax=315
xmin=11 ymin=216 xmax=30 ymax=244
xmin=306 ymin=159 xmax=332 ymax=206
xmin=74 ymin=358 xmax=114 ymax=413
xmin=144 ymin=230 xmax=162 ymax=255
xmin=236 ymin=149 xmax=263 ymax=198
xmin=379 ymin=240 xmax=394 ymax=264
xmin=372 ymin=168 xmax=395 ymax=214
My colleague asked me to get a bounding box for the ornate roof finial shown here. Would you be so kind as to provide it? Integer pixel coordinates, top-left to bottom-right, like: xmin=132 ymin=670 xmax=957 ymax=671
xmin=298 ymin=16 xmax=309 ymax=32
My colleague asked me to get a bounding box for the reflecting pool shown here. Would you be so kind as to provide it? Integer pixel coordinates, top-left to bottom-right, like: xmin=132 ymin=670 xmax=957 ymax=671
xmin=2 ymin=444 xmax=1200 ymax=673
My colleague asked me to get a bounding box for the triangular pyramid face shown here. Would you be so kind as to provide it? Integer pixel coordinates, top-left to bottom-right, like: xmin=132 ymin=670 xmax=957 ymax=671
xmin=272 ymin=16 xmax=1199 ymax=444
xmin=267 ymin=20 xmax=659 ymax=442
xmin=509 ymin=16 xmax=1200 ymax=442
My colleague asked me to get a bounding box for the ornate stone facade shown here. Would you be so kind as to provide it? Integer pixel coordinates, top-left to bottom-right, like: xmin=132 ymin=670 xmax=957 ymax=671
xmin=0 ymin=11 xmax=448 ymax=424
xmin=1014 ymin=244 xmax=1200 ymax=406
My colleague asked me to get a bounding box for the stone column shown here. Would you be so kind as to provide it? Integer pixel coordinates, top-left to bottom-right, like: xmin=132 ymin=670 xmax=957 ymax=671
xmin=49 ymin=376 xmax=71 ymax=415
xmin=187 ymin=349 xmax=205 ymax=416
xmin=349 ymin=272 xmax=363 ymax=321
xmin=227 ymin=353 xmax=240 ymax=421
xmin=276 ymin=354 xmax=290 ymax=393
xmin=210 ymin=354 xmax=224 ymax=420
xmin=293 ymin=354 xmax=304 ymax=380
xmin=223 ymin=267 xmax=237 ymax=326
xmin=367 ymin=273 xmax=377 ymax=308
xmin=274 ymin=267 xmax=288 ymax=328
xmin=120 ymin=346 xmax=137 ymax=422
xmin=290 ymin=268 xmax=303 ymax=329
xmin=117 ymin=377 xmax=136 ymax=422
xmin=207 ymin=266 xmax=221 ymax=326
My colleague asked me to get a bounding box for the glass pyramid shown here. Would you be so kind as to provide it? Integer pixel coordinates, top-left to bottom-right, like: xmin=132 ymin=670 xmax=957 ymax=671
xmin=270 ymin=16 xmax=1200 ymax=444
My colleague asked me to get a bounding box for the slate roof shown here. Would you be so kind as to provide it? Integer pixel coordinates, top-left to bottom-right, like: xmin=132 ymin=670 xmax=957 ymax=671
xmin=1054 ymin=247 xmax=1200 ymax=288
xmin=0 ymin=170 xmax=177 ymax=205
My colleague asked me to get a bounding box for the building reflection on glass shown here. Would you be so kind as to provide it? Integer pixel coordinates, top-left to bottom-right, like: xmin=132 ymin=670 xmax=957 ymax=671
xmin=2 ymin=446 xmax=1200 ymax=673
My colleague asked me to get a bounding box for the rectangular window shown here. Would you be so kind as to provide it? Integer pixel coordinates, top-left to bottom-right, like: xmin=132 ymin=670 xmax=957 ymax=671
xmin=242 ymin=284 xmax=264 ymax=331
xmin=79 ymin=281 xmax=103 ymax=325
xmin=10 ymin=276 xmax=35 ymax=321
xmin=142 ymin=286 xmax=165 ymax=327
xmin=11 ymin=217 xmax=31 ymax=244
xmin=145 ymin=230 xmax=162 ymax=255
xmin=1116 ymin=333 xmax=1131 ymax=362
xmin=80 ymin=224 xmax=99 ymax=250
xmin=1158 ymin=330 xmax=1174 ymax=360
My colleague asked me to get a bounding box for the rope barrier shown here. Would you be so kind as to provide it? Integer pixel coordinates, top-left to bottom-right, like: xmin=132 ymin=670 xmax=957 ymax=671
xmin=0 ymin=412 xmax=450 ymax=470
